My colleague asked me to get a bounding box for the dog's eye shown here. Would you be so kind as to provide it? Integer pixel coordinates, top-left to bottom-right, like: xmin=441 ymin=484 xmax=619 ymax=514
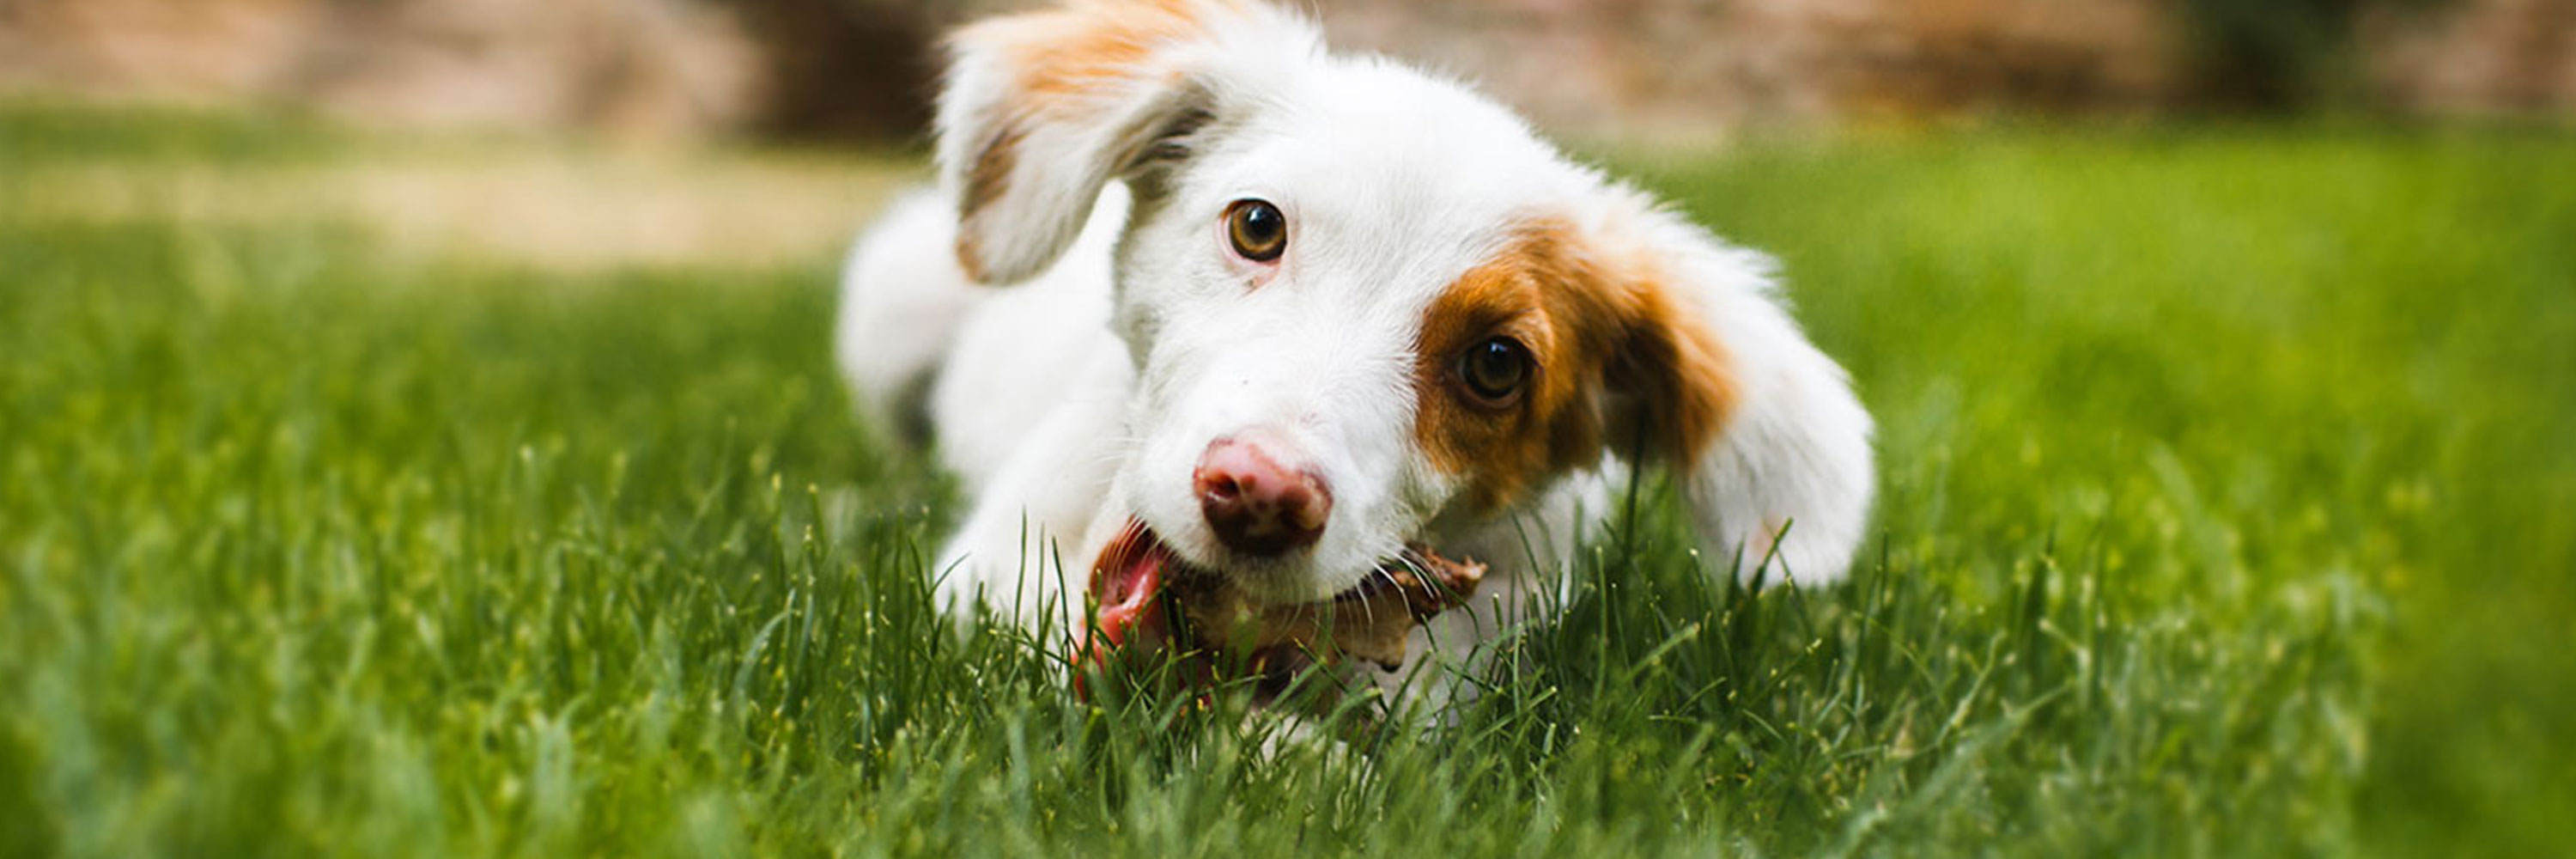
xmin=1459 ymin=337 xmax=1529 ymax=405
xmin=1224 ymin=199 xmax=1287 ymax=262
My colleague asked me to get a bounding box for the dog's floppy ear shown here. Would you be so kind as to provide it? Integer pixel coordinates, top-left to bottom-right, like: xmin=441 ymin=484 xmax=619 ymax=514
xmin=934 ymin=0 xmax=1311 ymax=284
xmin=1587 ymin=198 xmax=1877 ymax=584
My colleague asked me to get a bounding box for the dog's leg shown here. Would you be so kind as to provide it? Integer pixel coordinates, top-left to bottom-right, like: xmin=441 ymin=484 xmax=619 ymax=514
xmin=930 ymin=350 xmax=1132 ymax=634
xmin=835 ymin=189 xmax=987 ymax=450
xmin=844 ymin=181 xmax=1130 ymax=631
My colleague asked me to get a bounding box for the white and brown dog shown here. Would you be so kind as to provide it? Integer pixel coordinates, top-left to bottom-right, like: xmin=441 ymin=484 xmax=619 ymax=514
xmin=839 ymin=0 xmax=1873 ymax=695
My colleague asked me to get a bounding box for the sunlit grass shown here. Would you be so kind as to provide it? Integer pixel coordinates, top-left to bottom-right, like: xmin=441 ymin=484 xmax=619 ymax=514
xmin=2 ymin=106 xmax=2569 ymax=856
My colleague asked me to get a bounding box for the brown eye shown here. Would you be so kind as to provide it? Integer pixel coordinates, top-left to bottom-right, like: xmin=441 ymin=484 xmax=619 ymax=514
xmin=1459 ymin=337 xmax=1528 ymax=405
xmin=1224 ymin=199 xmax=1286 ymax=262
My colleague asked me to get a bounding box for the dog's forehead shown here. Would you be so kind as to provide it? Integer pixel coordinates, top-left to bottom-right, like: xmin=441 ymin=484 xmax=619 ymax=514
xmin=1281 ymin=63 xmax=1565 ymax=201
xmin=1199 ymin=59 xmax=1582 ymax=297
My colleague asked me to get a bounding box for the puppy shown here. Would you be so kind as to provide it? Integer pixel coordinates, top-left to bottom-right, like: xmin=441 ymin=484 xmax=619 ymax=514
xmin=838 ymin=0 xmax=1874 ymax=698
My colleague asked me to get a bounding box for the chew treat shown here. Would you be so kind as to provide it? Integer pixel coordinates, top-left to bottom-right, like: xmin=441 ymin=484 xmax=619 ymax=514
xmin=1170 ymin=545 xmax=1485 ymax=672
xmin=1079 ymin=523 xmax=1485 ymax=689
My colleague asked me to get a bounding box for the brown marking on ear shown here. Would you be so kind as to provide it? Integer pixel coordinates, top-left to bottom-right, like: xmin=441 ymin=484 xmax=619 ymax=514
xmin=1011 ymin=0 xmax=1233 ymax=99
xmin=1413 ymin=219 xmax=1738 ymax=513
xmin=1606 ymin=257 xmax=1737 ymax=469
xmin=953 ymin=119 xmax=1025 ymax=282
xmin=948 ymin=0 xmax=1239 ymax=281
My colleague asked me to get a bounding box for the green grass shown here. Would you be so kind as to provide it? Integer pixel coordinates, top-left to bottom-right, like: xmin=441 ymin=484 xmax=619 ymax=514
xmin=3 ymin=106 xmax=2572 ymax=856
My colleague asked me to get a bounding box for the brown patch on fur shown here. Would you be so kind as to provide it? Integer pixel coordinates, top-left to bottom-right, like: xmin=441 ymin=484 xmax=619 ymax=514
xmin=1414 ymin=219 xmax=1738 ymax=513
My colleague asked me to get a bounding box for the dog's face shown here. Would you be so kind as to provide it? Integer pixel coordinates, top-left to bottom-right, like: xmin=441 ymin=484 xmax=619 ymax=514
xmin=1101 ymin=66 xmax=1719 ymax=607
xmin=937 ymin=1 xmax=1867 ymax=621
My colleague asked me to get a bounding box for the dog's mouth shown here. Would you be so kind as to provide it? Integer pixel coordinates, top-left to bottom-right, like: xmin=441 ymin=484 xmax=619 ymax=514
xmin=1085 ymin=523 xmax=1182 ymax=656
xmin=1079 ymin=520 xmax=1486 ymax=693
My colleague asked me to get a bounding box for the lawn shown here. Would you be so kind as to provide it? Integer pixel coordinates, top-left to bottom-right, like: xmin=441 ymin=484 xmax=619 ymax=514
xmin=3 ymin=105 xmax=2571 ymax=856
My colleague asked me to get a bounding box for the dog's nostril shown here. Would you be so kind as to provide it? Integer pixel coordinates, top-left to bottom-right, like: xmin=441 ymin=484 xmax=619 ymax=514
xmin=1291 ymin=488 xmax=1328 ymax=530
xmin=1201 ymin=473 xmax=1240 ymax=502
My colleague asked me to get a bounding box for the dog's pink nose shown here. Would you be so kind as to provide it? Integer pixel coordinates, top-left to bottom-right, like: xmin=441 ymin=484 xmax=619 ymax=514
xmin=1194 ymin=435 xmax=1331 ymax=557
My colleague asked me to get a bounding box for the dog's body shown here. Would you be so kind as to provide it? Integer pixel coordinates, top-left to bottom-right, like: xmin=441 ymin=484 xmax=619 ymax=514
xmin=839 ymin=0 xmax=1874 ymax=698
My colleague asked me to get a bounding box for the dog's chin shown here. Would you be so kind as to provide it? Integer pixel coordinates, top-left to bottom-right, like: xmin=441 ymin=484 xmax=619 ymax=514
xmin=1197 ymin=549 xmax=1362 ymax=607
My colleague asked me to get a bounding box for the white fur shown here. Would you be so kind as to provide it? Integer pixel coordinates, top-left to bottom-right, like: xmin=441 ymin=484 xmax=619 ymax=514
xmin=837 ymin=0 xmax=1875 ymax=685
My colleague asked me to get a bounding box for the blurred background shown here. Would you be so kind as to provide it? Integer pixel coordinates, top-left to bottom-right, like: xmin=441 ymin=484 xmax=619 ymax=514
xmin=8 ymin=0 xmax=2567 ymax=272
xmin=3 ymin=0 xmax=2571 ymax=144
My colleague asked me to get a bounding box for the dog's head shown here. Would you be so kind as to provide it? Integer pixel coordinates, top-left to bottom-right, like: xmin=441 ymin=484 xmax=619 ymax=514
xmin=938 ymin=0 xmax=1873 ymax=622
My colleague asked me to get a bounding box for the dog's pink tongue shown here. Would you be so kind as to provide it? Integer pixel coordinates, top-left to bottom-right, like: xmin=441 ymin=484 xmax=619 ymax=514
xmin=1081 ymin=526 xmax=1171 ymax=679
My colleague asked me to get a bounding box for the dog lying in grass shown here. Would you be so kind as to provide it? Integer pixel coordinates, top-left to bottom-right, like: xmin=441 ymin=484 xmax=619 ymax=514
xmin=838 ymin=0 xmax=1874 ymax=703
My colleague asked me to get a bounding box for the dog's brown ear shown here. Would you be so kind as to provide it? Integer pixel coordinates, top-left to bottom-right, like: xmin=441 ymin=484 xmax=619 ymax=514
xmin=1600 ymin=270 xmax=1738 ymax=472
xmin=1582 ymin=198 xmax=1878 ymax=584
xmin=933 ymin=0 xmax=1312 ymax=285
